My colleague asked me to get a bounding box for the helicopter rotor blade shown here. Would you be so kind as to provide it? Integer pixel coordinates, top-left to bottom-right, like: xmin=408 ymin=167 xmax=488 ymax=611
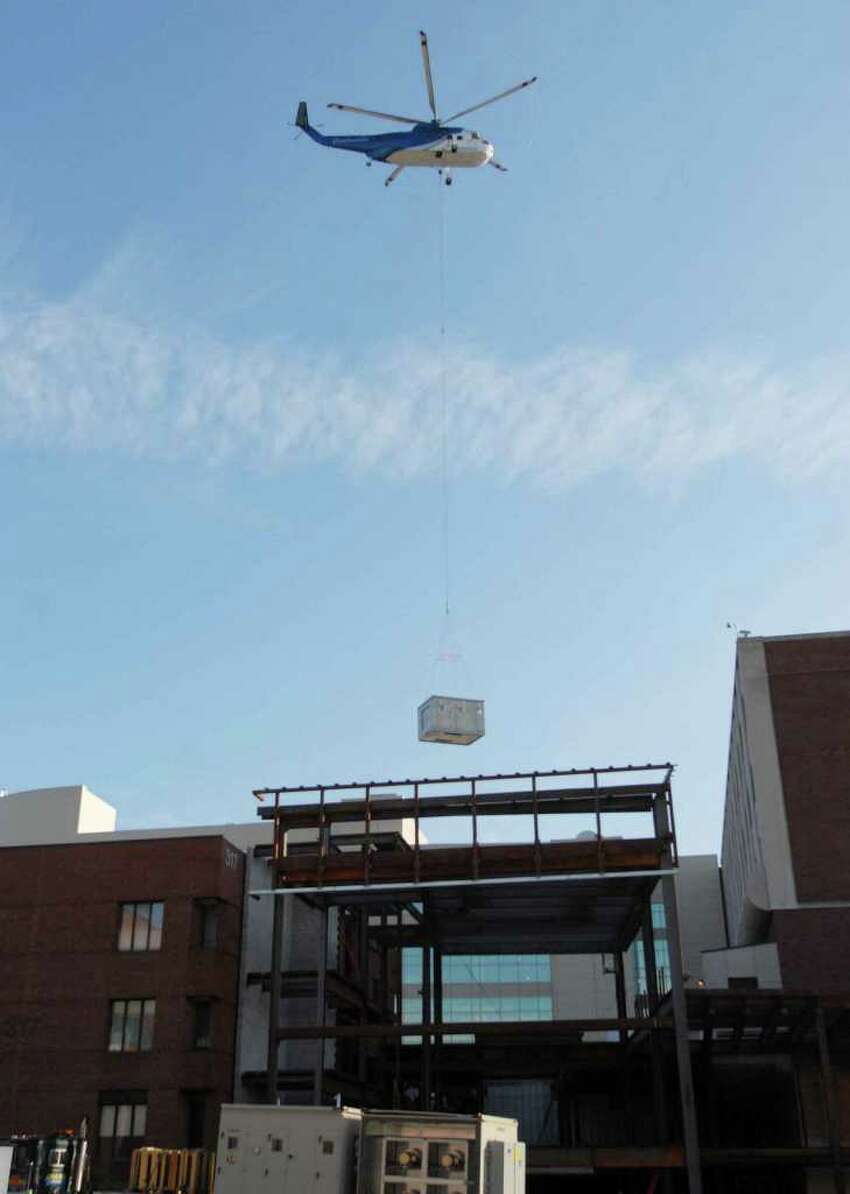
xmin=327 ymin=102 xmax=424 ymax=125
xmin=443 ymin=76 xmax=538 ymax=124
xmin=419 ymin=30 xmax=439 ymax=121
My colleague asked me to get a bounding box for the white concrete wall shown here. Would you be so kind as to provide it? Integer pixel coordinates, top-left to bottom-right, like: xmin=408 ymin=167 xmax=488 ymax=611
xmin=675 ymin=855 xmax=728 ymax=983
xmin=552 ymin=954 xmax=619 ymax=1040
xmin=0 ymin=785 xmax=117 ymax=844
xmin=701 ymin=942 xmax=781 ymax=989
xmin=721 ymin=638 xmax=798 ymax=946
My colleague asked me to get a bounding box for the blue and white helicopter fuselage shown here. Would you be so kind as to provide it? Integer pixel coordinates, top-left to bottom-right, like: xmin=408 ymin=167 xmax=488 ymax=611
xmin=296 ymin=105 xmax=493 ymax=170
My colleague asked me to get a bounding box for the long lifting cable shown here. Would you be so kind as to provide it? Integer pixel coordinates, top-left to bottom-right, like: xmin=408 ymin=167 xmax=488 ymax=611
xmin=438 ymin=179 xmax=450 ymax=621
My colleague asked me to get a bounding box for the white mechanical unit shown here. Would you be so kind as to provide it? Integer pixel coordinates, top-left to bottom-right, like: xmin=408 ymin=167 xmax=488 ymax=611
xmin=418 ymin=696 xmax=485 ymax=745
xmin=0 ymin=1146 xmax=12 ymax=1194
xmin=357 ymin=1111 xmax=524 ymax=1194
xmin=215 ymin=1105 xmax=362 ymax=1194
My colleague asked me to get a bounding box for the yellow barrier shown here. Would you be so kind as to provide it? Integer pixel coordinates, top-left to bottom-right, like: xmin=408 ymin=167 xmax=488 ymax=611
xmin=128 ymin=1149 xmax=214 ymax=1194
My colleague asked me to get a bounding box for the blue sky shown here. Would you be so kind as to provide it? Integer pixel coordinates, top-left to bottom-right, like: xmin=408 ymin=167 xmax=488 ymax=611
xmin=3 ymin=1 xmax=850 ymax=853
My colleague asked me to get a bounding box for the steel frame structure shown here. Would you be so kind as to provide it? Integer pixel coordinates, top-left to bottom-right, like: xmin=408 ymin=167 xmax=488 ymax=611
xmin=250 ymin=764 xmax=850 ymax=1193
xmin=251 ymin=764 xmax=713 ymax=1191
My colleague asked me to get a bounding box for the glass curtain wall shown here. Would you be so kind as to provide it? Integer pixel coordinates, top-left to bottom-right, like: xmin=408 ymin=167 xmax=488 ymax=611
xmin=631 ymin=901 xmax=671 ymax=997
xmin=402 ymin=952 xmax=553 ymax=1042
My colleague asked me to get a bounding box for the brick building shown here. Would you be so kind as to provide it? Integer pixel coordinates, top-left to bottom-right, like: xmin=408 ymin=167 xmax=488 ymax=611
xmin=715 ymin=631 xmax=850 ymax=992
xmin=0 ymin=787 xmax=247 ymax=1188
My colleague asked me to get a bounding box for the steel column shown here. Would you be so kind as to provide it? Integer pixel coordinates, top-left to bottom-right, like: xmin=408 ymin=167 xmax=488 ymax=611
xmin=434 ymin=946 xmax=444 ymax=1108
xmin=421 ymin=944 xmax=432 ymax=1110
xmin=312 ymin=899 xmax=329 ymax=1105
xmin=816 ymin=1004 xmax=846 ymax=1194
xmin=642 ymin=903 xmax=660 ymax=1012
xmin=358 ymin=906 xmax=369 ymax=1093
xmin=654 ymin=791 xmax=703 ymax=1194
xmin=614 ymin=952 xmax=628 ymax=1043
xmin=266 ymin=892 xmax=284 ymax=1104
xmin=393 ymin=912 xmax=402 ymax=1108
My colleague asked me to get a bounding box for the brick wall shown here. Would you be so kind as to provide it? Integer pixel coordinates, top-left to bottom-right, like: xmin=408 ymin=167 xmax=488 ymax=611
xmin=0 ymin=835 xmax=245 ymax=1181
xmin=773 ymin=906 xmax=850 ymax=993
xmin=764 ymin=636 xmax=850 ymax=902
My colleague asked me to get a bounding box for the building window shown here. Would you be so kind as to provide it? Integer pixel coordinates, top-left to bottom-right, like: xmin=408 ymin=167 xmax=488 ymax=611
xmin=191 ymin=1000 xmax=212 ymax=1050
xmin=401 ymin=951 xmax=553 ymax=1045
xmin=118 ymin=903 xmax=164 ymax=952
xmin=184 ymin=1093 xmax=206 ymax=1150
xmin=97 ymin=1094 xmax=147 ymax=1183
xmin=109 ymin=999 xmax=156 ymax=1052
xmin=728 ymin=976 xmax=759 ymax=990
xmin=194 ymin=900 xmax=220 ymax=949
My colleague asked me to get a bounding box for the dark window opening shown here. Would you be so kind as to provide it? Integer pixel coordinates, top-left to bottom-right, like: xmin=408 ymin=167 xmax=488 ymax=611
xmin=191 ymin=1000 xmax=212 ymax=1050
xmin=118 ymin=902 xmax=164 ymax=951
xmin=194 ymin=900 xmax=220 ymax=950
xmin=184 ymin=1093 xmax=207 ymax=1150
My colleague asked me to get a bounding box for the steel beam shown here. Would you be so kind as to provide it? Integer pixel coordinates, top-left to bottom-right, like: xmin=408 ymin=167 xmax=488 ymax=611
xmin=276 ymin=1015 xmax=664 ymax=1041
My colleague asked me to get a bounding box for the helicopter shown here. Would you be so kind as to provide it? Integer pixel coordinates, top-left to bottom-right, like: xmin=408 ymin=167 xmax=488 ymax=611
xmin=294 ymin=31 xmax=537 ymax=187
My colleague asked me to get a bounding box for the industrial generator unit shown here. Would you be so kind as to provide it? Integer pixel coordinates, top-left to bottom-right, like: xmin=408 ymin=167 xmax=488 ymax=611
xmin=214 ymin=1106 xmax=523 ymax=1194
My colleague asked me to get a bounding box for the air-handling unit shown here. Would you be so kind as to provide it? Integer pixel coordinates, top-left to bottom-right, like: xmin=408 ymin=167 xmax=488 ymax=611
xmin=418 ymin=695 xmax=485 ymax=744
xmin=357 ymin=1111 xmax=524 ymax=1194
xmin=215 ymin=1105 xmax=362 ymax=1194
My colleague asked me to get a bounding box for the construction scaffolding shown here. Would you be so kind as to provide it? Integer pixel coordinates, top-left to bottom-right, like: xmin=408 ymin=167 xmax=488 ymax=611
xmin=249 ymin=766 xmax=850 ymax=1194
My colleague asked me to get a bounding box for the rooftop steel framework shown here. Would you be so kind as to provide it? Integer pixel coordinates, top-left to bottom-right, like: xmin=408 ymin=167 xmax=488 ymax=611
xmin=251 ymin=764 xmax=714 ymax=1192
xmin=248 ymin=763 xmax=848 ymax=1193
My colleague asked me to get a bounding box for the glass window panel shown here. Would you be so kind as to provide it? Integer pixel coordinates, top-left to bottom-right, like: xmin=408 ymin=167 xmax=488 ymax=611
xmin=132 ymin=904 xmax=151 ymax=951
xmin=148 ymin=903 xmax=164 ymax=951
xmin=99 ymin=1105 xmax=116 ymax=1138
xmin=115 ymin=1106 xmax=133 ymax=1138
xmin=652 ymin=903 xmax=666 ymax=929
xmin=140 ymin=1000 xmax=156 ymax=1051
xmin=193 ymin=1001 xmax=211 ymax=1049
xmin=123 ymin=1000 xmax=142 ymax=1051
xmin=108 ymin=1002 xmax=126 ymax=1052
xmin=200 ymin=905 xmax=218 ymax=949
xmin=132 ymin=1106 xmax=147 ymax=1137
xmin=117 ymin=906 xmax=134 ymax=952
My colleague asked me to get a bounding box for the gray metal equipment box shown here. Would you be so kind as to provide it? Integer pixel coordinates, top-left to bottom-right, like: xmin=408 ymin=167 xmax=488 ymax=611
xmin=357 ymin=1111 xmax=524 ymax=1194
xmin=0 ymin=1146 xmax=12 ymax=1194
xmin=215 ymin=1105 xmax=362 ymax=1194
xmin=418 ymin=696 xmax=485 ymax=745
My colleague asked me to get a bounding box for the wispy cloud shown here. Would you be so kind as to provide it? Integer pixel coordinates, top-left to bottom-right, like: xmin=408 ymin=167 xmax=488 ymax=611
xmin=2 ymin=293 xmax=850 ymax=489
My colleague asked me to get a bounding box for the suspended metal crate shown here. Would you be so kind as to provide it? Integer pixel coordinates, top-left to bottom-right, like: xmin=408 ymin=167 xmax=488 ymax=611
xmin=418 ymin=695 xmax=485 ymax=745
